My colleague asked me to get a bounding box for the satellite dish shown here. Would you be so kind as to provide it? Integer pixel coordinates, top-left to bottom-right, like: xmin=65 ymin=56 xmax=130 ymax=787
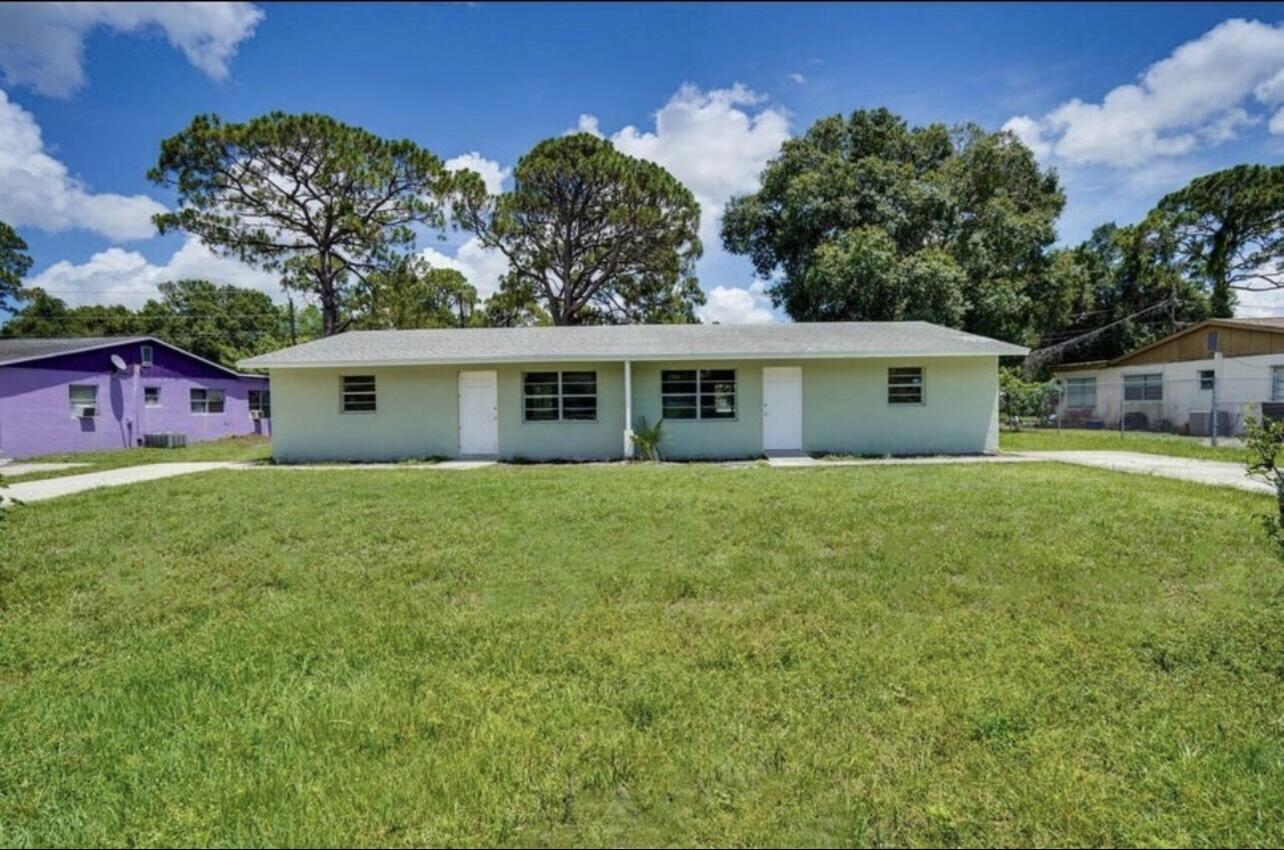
xmin=110 ymin=354 xmax=128 ymax=373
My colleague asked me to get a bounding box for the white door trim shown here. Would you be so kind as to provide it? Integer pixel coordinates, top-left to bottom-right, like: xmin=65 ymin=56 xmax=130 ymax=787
xmin=458 ymin=370 xmax=499 ymax=457
xmin=762 ymin=366 xmax=803 ymax=453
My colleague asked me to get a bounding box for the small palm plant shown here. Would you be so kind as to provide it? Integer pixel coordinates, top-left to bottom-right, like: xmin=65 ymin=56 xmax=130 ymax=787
xmin=632 ymin=416 xmax=665 ymax=462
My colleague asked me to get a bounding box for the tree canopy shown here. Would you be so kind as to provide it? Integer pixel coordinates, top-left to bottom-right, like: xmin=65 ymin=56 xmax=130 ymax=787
xmin=1 ymin=281 xmax=290 ymax=368
xmin=454 ymin=133 xmax=704 ymax=325
xmin=149 ymin=112 xmax=459 ymax=336
xmin=0 ymin=220 xmax=32 ymax=313
xmin=351 ymin=257 xmax=480 ymax=330
xmin=1023 ymin=223 xmax=1210 ymax=369
xmin=1151 ymin=164 xmax=1284 ymax=317
xmin=721 ymin=108 xmax=1065 ymax=340
xmin=136 ymin=280 xmax=290 ymax=365
xmin=1 ymin=290 xmax=138 ymax=339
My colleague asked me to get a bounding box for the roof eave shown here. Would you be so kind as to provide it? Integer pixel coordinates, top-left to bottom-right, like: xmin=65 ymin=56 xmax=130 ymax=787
xmin=239 ymin=347 xmax=1027 ymax=369
xmin=0 ymin=336 xmax=149 ymax=368
xmin=0 ymin=335 xmax=255 ymax=378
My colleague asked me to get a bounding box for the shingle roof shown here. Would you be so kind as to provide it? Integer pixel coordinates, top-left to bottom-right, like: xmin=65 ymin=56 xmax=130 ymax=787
xmin=0 ymin=336 xmax=147 ymax=366
xmin=0 ymin=335 xmax=257 ymax=377
xmin=239 ymin=322 xmax=1028 ymax=369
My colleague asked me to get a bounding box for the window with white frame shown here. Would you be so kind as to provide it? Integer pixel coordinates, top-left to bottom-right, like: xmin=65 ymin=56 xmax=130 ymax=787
xmin=1123 ymin=373 xmax=1163 ymax=401
xmin=68 ymin=384 xmax=97 ymax=417
xmin=1065 ymin=376 xmax=1096 ymax=408
xmin=661 ymin=369 xmax=736 ymax=419
xmin=144 ymin=386 xmax=161 ymax=406
xmin=340 ymin=376 xmax=377 ymax=413
xmin=887 ymin=367 xmax=924 ymax=405
xmin=1199 ymin=370 xmax=1215 ymax=391
xmin=248 ymin=389 xmax=271 ymax=418
xmin=141 ymin=344 xmax=154 ymax=367
xmin=190 ymin=388 xmax=225 ymax=414
xmin=1274 ymin=366 xmax=1284 ymax=402
xmin=522 ymin=371 xmax=597 ymax=422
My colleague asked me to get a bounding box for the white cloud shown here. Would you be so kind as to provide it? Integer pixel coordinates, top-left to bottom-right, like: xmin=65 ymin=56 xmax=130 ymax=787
xmin=697 ymin=281 xmax=776 ymax=324
xmin=570 ymin=114 xmax=601 ymax=136
xmin=1006 ymin=18 xmax=1284 ymax=167
xmin=1232 ymin=286 xmax=1284 ymax=318
xmin=788 ymin=72 xmax=807 ymax=84
xmin=419 ymin=237 xmax=508 ymax=299
xmin=1256 ymin=67 xmax=1284 ymax=107
xmin=1001 ymin=114 xmax=1052 ymax=159
xmin=0 ymin=88 xmax=166 ymax=241
xmin=1271 ymin=107 xmax=1284 ymax=136
xmin=0 ymin=2 xmax=263 ymax=97
xmin=583 ymin=83 xmax=791 ymax=241
xmin=25 ymin=236 xmax=282 ymax=306
xmin=444 ymin=152 xmax=510 ymax=195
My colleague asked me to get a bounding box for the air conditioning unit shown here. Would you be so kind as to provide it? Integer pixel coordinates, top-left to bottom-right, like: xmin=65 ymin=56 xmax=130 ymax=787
xmin=249 ymin=410 xmax=263 ymax=421
xmin=74 ymin=404 xmax=97 ymax=418
xmin=143 ymin=432 xmax=187 ymax=449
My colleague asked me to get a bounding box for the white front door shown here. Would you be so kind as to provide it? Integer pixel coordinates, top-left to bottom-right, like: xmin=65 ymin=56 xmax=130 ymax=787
xmin=762 ymin=366 xmax=803 ymax=452
xmin=458 ymin=370 xmax=498 ymax=456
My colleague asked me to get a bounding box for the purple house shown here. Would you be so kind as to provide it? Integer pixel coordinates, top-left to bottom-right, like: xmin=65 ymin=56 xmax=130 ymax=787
xmin=0 ymin=336 xmax=270 ymax=460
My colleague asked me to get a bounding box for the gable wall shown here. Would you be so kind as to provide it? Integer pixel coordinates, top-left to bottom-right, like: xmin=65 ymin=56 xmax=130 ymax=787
xmin=0 ymin=340 xmax=268 ymax=459
xmin=1122 ymin=325 xmax=1284 ymax=365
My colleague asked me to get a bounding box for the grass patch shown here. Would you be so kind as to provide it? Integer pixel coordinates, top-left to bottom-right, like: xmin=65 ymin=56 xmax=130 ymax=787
xmin=1 ymin=463 xmax=1282 ymax=845
xmin=1002 ymin=427 xmax=1249 ymax=462
xmin=2 ymin=435 xmax=270 ymax=482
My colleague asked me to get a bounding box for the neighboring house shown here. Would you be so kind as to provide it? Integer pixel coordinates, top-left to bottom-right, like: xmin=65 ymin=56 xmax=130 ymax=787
xmin=0 ymin=337 xmax=271 ymax=459
xmin=238 ymin=322 xmax=1025 ymax=462
xmin=1051 ymin=317 xmax=1284 ymax=436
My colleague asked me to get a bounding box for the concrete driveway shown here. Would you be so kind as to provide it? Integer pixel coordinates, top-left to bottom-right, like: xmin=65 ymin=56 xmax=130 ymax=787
xmin=1015 ymin=450 xmax=1271 ymax=495
xmin=2 ymin=462 xmax=244 ymax=505
xmin=0 ymin=462 xmax=90 ymax=477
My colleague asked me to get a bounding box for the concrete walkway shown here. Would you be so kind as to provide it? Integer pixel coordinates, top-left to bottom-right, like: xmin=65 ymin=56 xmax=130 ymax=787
xmin=243 ymin=459 xmax=497 ymax=471
xmin=0 ymin=462 xmax=90 ymax=477
xmin=1015 ymin=450 xmax=1271 ymax=495
xmin=765 ymin=453 xmax=1041 ymax=468
xmin=2 ymin=462 xmax=242 ymax=505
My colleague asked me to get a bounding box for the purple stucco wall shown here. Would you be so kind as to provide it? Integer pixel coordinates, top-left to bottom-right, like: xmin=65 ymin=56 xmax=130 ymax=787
xmin=0 ymin=340 xmax=269 ymax=459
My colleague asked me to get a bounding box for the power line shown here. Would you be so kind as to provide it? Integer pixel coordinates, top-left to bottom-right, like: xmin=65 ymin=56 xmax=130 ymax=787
xmin=1025 ymin=299 xmax=1177 ymax=376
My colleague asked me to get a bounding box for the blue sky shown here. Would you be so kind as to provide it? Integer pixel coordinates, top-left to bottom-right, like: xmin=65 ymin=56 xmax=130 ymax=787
xmin=1 ymin=2 xmax=1282 ymax=322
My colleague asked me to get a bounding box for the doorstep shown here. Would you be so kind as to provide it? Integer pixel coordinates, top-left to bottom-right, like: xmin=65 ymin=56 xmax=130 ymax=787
xmin=763 ymin=450 xmax=821 ymax=468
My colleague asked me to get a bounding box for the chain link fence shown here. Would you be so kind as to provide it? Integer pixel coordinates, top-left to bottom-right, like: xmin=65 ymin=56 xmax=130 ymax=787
xmin=1003 ymin=368 xmax=1283 ymax=443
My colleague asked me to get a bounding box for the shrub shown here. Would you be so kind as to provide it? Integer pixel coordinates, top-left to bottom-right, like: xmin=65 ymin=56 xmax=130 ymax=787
xmin=1000 ymin=367 xmax=1059 ymax=428
xmin=632 ymin=417 xmax=664 ymax=461
xmin=1244 ymin=415 xmax=1284 ymax=556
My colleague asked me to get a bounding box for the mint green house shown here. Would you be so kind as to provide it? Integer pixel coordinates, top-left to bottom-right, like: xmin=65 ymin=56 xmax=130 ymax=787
xmin=239 ymin=322 xmax=1026 ymax=462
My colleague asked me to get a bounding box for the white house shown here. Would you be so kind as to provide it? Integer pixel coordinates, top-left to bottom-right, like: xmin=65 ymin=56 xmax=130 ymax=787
xmin=1051 ymin=317 xmax=1284 ymax=436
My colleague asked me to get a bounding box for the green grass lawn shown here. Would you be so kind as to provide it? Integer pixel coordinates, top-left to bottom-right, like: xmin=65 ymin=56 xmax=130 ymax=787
xmin=1001 ymin=427 xmax=1249 ymax=462
xmin=1 ymin=435 xmax=270 ymax=483
xmin=1 ymin=463 xmax=1282 ymax=846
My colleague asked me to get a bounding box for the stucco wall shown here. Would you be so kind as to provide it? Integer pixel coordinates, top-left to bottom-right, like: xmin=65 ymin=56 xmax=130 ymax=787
xmin=802 ymin=357 xmax=999 ymax=455
xmin=0 ymin=341 xmax=269 ymax=459
xmin=1054 ymin=352 xmax=1284 ymax=434
xmin=270 ymin=362 xmax=626 ymax=463
xmin=268 ymin=355 xmax=1000 ymax=462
